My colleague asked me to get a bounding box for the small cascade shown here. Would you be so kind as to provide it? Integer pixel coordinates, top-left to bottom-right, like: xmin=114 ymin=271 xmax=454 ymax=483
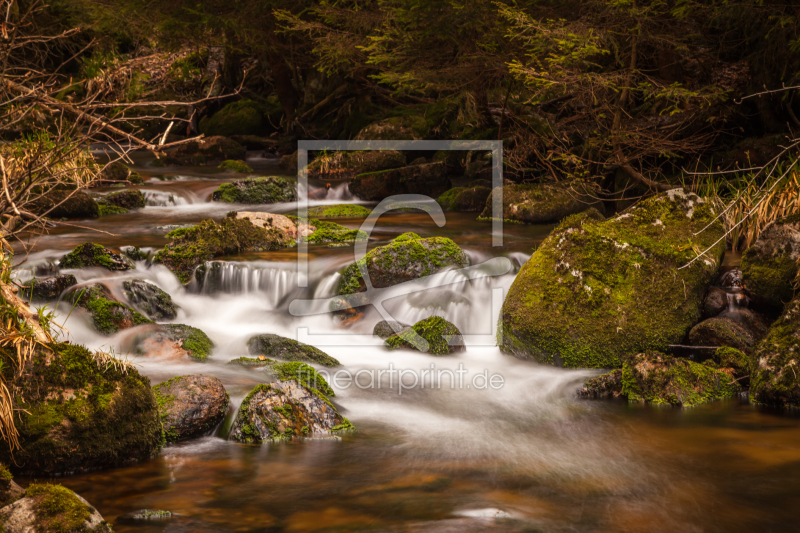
xmin=325 ymin=183 xmax=353 ymax=201
xmin=143 ymin=190 xmax=190 ymax=206
xmin=195 ymin=261 xmax=300 ymax=307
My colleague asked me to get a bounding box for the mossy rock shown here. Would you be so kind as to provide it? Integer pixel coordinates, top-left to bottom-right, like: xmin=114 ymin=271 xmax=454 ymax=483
xmin=211 ymin=176 xmax=297 ymax=204
xmin=271 ymin=361 xmax=335 ymax=397
xmin=218 ymin=159 xmax=254 ymax=173
xmin=153 ymin=216 xmax=293 ymax=284
xmin=153 ymin=375 xmax=229 ymax=443
xmin=306 ymin=204 xmax=372 ymax=218
xmin=98 ymin=189 xmax=145 ymax=209
xmin=307 ymin=150 xmax=406 ymax=179
xmin=22 ymin=274 xmax=77 ymax=300
xmin=228 ymin=356 xmax=273 ymax=367
xmin=355 ymin=116 xmax=426 ymax=140
xmin=338 ymin=232 xmax=468 ymax=295
xmin=96 ymin=203 xmax=129 ymax=216
xmin=135 ymin=324 xmax=214 ymax=362
xmin=385 ymin=316 xmax=465 ymax=355
xmin=246 ymin=334 xmax=340 ymax=366
xmin=438 ymin=186 xmax=492 ymax=212
xmin=59 ymin=242 xmax=134 ymax=271
xmin=436 ymin=187 xmax=465 ymax=211
xmin=99 ymin=161 xmax=141 ymax=185
xmin=0 ymin=342 xmax=162 ymax=476
xmin=741 ymin=216 xmax=800 ymax=312
xmin=499 ymin=189 xmax=726 ymax=368
xmin=349 ymin=162 xmax=451 ymax=201
xmin=122 ymin=279 xmax=178 ymax=320
xmin=712 ymin=347 xmax=749 ymax=381
xmin=28 ymin=190 xmax=99 ymax=219
xmin=66 ymin=284 xmax=153 ymax=335
xmin=480 ymin=182 xmax=605 ymax=224
xmin=200 ymin=99 xmax=265 ymax=138
xmin=165 ymin=136 xmax=246 ymax=165
xmin=373 ymin=320 xmax=410 ymax=340
xmin=301 ymin=217 xmax=367 ymax=245
xmin=687 ymin=311 xmax=768 ymax=353
xmin=750 ymin=296 xmax=800 ymax=407
xmin=0 ymin=483 xmax=112 ymax=532
xmin=123 ymin=246 xmax=149 ymax=262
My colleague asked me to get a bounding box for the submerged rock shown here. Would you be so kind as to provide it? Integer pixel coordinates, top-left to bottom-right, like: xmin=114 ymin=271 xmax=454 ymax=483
xmin=153 ymin=375 xmax=229 ymax=442
xmin=247 ymin=334 xmax=340 ymax=366
xmin=135 ymin=324 xmax=214 ymax=362
xmin=385 ymin=316 xmax=465 ymax=355
xmin=499 ymin=189 xmax=725 ymax=368
xmin=308 ymin=150 xmax=406 ymax=179
xmin=480 ymin=182 xmax=605 ymax=224
xmin=59 ymin=242 xmax=134 ymax=271
xmin=349 ymin=162 xmax=451 ymax=201
xmin=28 ymin=189 xmax=99 ymax=219
xmin=122 ymin=279 xmax=178 ymax=320
xmin=688 ymin=311 xmax=768 ymax=352
xmin=22 ymin=274 xmax=77 ymax=300
xmin=338 ymin=232 xmax=468 ymax=295
xmin=98 ymin=189 xmax=145 ymax=209
xmin=0 ymin=483 xmax=112 ymax=532
xmin=741 ymin=214 xmax=800 ymax=312
xmin=750 ymin=296 xmax=800 ymax=407
xmin=66 ymin=283 xmax=152 ymax=335
xmin=165 ymin=136 xmax=246 ymax=165
xmin=373 ymin=320 xmax=410 ymax=340
xmin=211 ymin=176 xmax=296 ymax=204
xmin=0 ymin=343 xmax=161 ymax=475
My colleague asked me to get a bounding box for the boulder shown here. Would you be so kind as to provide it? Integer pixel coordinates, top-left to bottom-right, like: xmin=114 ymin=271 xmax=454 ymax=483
xmin=122 ymin=279 xmax=178 ymax=320
xmin=750 ymin=296 xmax=800 ymax=407
xmin=218 ymin=159 xmax=253 ymax=173
xmin=499 ymin=189 xmax=726 ymax=368
xmin=703 ymin=287 xmax=728 ymax=317
xmin=59 ymin=242 xmax=134 ymax=271
xmin=577 ymin=352 xmax=741 ymax=407
xmin=306 ymin=204 xmax=372 ymax=218
xmin=99 ymin=161 xmax=143 ymax=185
xmin=373 ymin=320 xmax=410 ymax=340
xmin=134 ymin=324 xmax=214 ymax=362
xmin=66 ymin=283 xmax=153 ymax=335
xmin=153 ymin=375 xmax=229 ymax=442
xmin=385 ymin=316 xmax=466 ymax=355
xmin=98 ymin=189 xmax=145 ymax=209
xmin=712 ymin=347 xmax=749 ymax=381
xmin=308 ymin=150 xmax=406 ymax=179
xmin=165 ymin=136 xmax=246 ymax=165
xmin=0 ymin=465 xmax=23 ymax=506
xmin=438 ymin=186 xmax=492 ymax=212
xmin=22 ymin=274 xmax=77 ymax=300
xmin=247 ymin=334 xmax=340 ymax=366
xmin=338 ymin=233 xmax=468 ymax=295
xmin=211 ymin=176 xmax=297 ymax=204
xmin=153 ymin=216 xmax=293 ymax=284
xmin=0 ymin=484 xmax=112 ymax=532
xmin=688 ymin=311 xmax=768 ymax=352
xmin=230 ymin=380 xmax=351 ymax=443
xmin=0 ymin=343 xmax=161 ymax=475
xmin=302 ymin=218 xmax=368 ymax=244
xmin=235 ymin=211 xmax=312 ymax=239
xmin=480 ymin=182 xmax=605 ymax=224
xmin=200 ymin=99 xmax=265 ymax=137
xmin=349 ymin=162 xmax=451 ymax=201
xmin=741 ymin=214 xmax=800 ymax=312
xmin=28 ymin=189 xmax=99 ymax=219
xmin=96 ymin=203 xmax=129 ymax=216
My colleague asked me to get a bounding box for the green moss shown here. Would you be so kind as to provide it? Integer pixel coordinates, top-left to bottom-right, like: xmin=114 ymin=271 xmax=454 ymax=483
xmin=741 ymin=248 xmax=798 ymax=311
xmin=331 ymin=417 xmax=355 ymax=433
xmin=750 ymin=296 xmax=800 ymax=407
xmin=60 ymin=242 xmax=132 ymax=271
xmin=0 ymin=464 xmax=11 ymax=481
xmin=171 ymin=325 xmax=213 ymax=361
xmin=228 ymin=356 xmax=274 ymax=367
xmin=218 ymin=160 xmax=253 ymax=173
xmin=152 ymin=385 xmax=177 ymax=443
xmin=306 ymin=204 xmax=372 ymax=218
xmin=385 ymin=316 xmax=463 ymax=355
xmin=96 ymin=203 xmax=129 ymax=216
xmin=211 ymin=176 xmax=296 ymax=204
xmin=201 ymin=99 xmax=264 ymax=137
xmin=26 ymin=483 xmax=91 ymax=533
xmin=272 ymin=361 xmax=335 ymax=397
xmin=68 ymin=285 xmax=152 ymax=335
xmin=247 ymin=334 xmax=340 ymax=366
xmin=437 ymin=187 xmax=466 ymax=211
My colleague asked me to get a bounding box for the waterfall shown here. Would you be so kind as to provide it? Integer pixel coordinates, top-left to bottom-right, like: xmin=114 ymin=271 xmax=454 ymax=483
xmin=143 ymin=190 xmax=190 ymax=206
xmin=195 ymin=261 xmax=300 ymax=307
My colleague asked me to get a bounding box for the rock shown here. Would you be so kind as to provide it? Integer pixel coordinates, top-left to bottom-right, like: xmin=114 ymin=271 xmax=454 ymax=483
xmin=60 ymin=242 xmax=134 ymax=270
xmin=98 ymin=189 xmax=145 ymax=209
xmin=99 ymin=161 xmax=142 ymax=185
xmin=247 ymin=334 xmax=340 ymax=366
xmin=228 ymin=356 xmax=272 ymax=367
xmin=302 ymin=218 xmax=368 ymax=244
xmin=338 ymin=232 xmax=468 ymax=295
xmin=0 ymin=484 xmax=112 ymax=532
xmin=750 ymin=295 xmax=800 ymax=407
xmin=438 ymin=186 xmax=492 ymax=212
xmin=718 ymin=268 xmax=744 ymax=289
xmin=577 ymin=352 xmax=741 ymax=407
xmin=218 ymin=159 xmax=253 ymax=173
xmin=96 ymin=203 xmax=129 ymax=216
xmin=66 ymin=283 xmax=153 ymax=335
xmin=230 ymin=135 xmax=277 ymax=150
xmin=688 ymin=311 xmax=768 ymax=352
xmin=165 ymin=136 xmax=246 ymax=165
xmin=355 ymin=116 xmax=425 ymax=140
xmin=235 ymin=211 xmax=311 ymax=239
xmin=741 ymin=214 xmax=800 ymax=312
xmin=480 ymin=182 xmax=605 ymax=224
xmin=499 ymin=189 xmax=726 ymax=368
xmin=0 ymin=465 xmax=24 ymax=506
xmin=712 ymin=347 xmax=749 ymax=382
xmin=153 ymin=375 xmax=229 ymax=442
xmin=0 ymin=343 xmax=161 ymax=475
xmin=373 ymin=320 xmax=410 ymax=340
xmin=308 ymin=150 xmax=406 ymax=179
xmin=153 ymin=216 xmax=293 ymax=284
xmin=28 ymin=189 xmax=99 ymax=219
xmin=21 ymin=274 xmax=77 ymax=300
xmin=134 ymin=324 xmax=214 ymax=362
xmin=279 ymin=152 xmax=298 ymax=172
xmin=122 ymin=279 xmax=178 ymax=320
xmin=211 ymin=175 xmax=297 ymax=204
xmin=123 ymin=246 xmax=149 ymax=261
xmin=385 ymin=316 xmax=466 ymax=355
xmin=230 ymin=380 xmax=351 ymax=443
xmin=349 ymin=162 xmax=451 ymax=201
xmin=200 ymin=99 xmax=265 ymax=137
xmin=703 ymin=287 xmax=728 ymax=317
xmin=306 ymin=204 xmax=372 ymax=218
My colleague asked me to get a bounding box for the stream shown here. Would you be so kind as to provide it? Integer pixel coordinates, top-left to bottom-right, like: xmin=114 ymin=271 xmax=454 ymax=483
xmin=12 ymin=150 xmax=800 ymax=532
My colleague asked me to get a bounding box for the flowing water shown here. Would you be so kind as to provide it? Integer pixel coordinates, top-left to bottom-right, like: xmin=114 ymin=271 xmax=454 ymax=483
xmin=12 ymin=152 xmax=800 ymax=532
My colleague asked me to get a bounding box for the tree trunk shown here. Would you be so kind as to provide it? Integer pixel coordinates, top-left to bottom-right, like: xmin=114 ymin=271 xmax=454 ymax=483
xmin=267 ymin=51 xmax=299 ymax=132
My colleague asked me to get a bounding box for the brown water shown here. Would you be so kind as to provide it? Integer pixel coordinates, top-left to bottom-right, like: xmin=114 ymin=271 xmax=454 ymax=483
xmin=12 ymin=152 xmax=800 ymax=533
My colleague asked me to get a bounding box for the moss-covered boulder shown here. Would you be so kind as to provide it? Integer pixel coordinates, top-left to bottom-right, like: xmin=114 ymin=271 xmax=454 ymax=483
xmin=438 ymin=186 xmax=492 ymax=212
xmin=577 ymin=352 xmax=741 ymax=407
xmin=687 ymin=311 xmax=768 ymax=352
xmin=66 ymin=284 xmax=153 ymax=335
xmin=480 ymin=182 xmax=605 ymax=224
xmin=306 ymin=204 xmax=372 ymax=218
xmin=98 ymin=189 xmax=145 ymax=209
xmin=22 ymin=274 xmax=77 ymax=300
xmin=122 ymin=279 xmax=178 ymax=320
xmin=135 ymin=324 xmax=214 ymax=362
xmin=499 ymin=190 xmax=725 ymax=368
xmin=308 ymin=150 xmax=405 ymax=179
xmin=338 ymin=233 xmax=468 ymax=295
xmin=741 ymin=214 xmax=800 ymax=312
xmin=165 ymin=136 xmax=246 ymax=165
xmin=218 ymin=159 xmax=253 ymax=173
xmin=246 ymin=334 xmax=340 ymax=366
xmin=750 ymin=296 xmax=800 ymax=407
xmin=153 ymin=216 xmax=293 ymax=284
xmin=99 ymin=161 xmax=142 ymax=185
xmin=0 ymin=483 xmax=112 ymax=532
xmin=349 ymin=162 xmax=451 ymax=201
xmin=211 ymin=176 xmax=297 ymax=204
xmin=59 ymin=242 xmax=134 ymax=271
xmin=153 ymin=375 xmax=229 ymax=443
xmin=0 ymin=343 xmax=162 ymax=475
xmin=229 ymin=380 xmax=351 ymax=443
xmin=300 ymin=217 xmax=368 ymax=245
xmin=29 ymin=189 xmax=99 ymax=219
xmin=200 ymin=99 xmax=265 ymax=138
xmin=385 ymin=316 xmax=465 ymax=355
xmin=96 ymin=203 xmax=129 ymax=216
